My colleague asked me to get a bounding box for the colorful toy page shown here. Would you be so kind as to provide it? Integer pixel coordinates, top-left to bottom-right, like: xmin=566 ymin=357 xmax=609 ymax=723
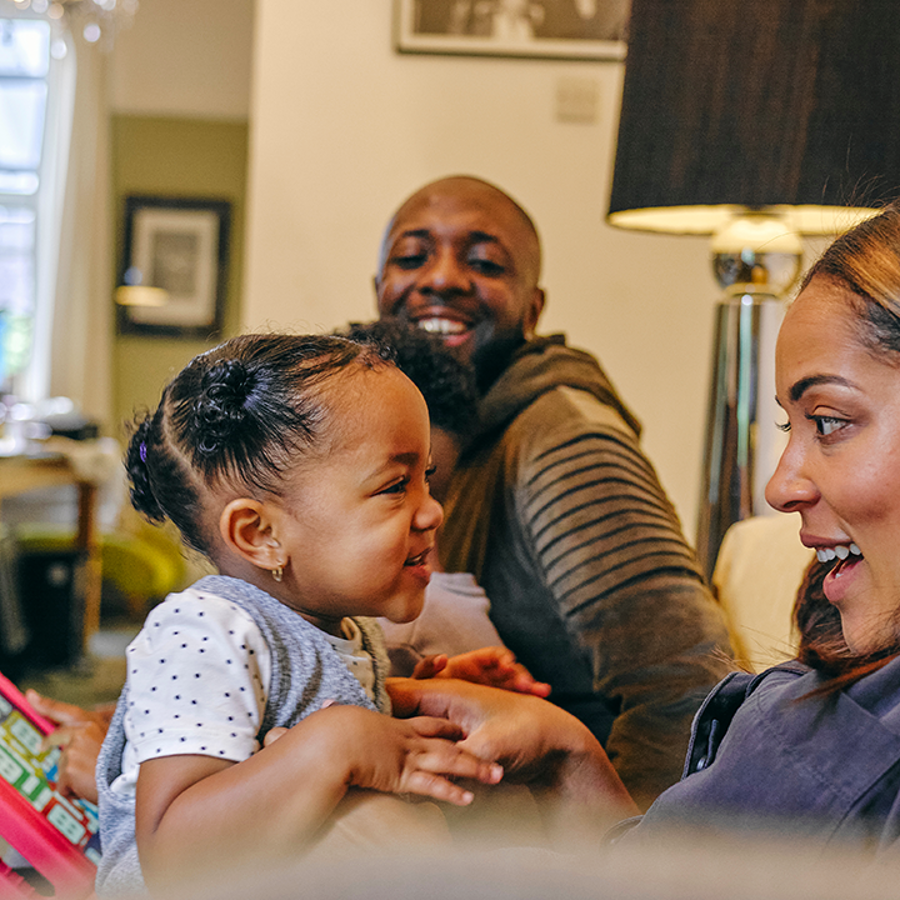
xmin=0 ymin=671 xmax=98 ymax=898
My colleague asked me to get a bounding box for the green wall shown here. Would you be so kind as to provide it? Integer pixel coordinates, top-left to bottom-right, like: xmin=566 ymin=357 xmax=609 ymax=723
xmin=110 ymin=115 xmax=248 ymax=441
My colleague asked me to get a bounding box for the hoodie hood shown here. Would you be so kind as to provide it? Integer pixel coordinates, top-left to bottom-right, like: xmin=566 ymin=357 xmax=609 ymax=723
xmin=475 ymin=334 xmax=642 ymax=441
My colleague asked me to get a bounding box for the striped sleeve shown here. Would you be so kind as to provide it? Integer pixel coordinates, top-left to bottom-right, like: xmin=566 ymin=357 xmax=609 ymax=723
xmin=525 ymin=429 xmax=706 ymax=619
xmin=514 ymin=393 xmax=733 ymax=807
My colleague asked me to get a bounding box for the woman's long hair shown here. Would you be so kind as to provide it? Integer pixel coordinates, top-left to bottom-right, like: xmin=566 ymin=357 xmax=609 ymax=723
xmin=794 ymin=560 xmax=899 ymax=695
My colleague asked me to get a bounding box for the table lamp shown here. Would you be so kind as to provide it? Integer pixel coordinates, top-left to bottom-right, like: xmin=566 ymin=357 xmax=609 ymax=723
xmin=607 ymin=0 xmax=900 ymax=579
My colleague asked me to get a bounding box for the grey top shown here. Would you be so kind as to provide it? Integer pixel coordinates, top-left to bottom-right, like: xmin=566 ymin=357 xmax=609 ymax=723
xmin=622 ymin=655 xmax=900 ymax=851
xmin=94 ymin=575 xmax=389 ymax=896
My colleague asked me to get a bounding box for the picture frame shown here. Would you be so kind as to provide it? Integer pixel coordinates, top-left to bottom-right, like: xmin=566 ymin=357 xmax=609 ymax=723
xmin=117 ymin=196 xmax=231 ymax=338
xmin=394 ymin=0 xmax=629 ymax=61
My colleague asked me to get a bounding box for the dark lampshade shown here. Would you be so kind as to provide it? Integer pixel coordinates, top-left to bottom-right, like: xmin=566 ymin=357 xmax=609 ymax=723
xmin=608 ymin=0 xmax=900 ymax=581
xmin=608 ymin=0 xmax=900 ymax=236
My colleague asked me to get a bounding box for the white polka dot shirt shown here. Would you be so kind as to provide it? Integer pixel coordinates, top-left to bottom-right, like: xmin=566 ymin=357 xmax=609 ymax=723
xmin=111 ymin=588 xmax=376 ymax=799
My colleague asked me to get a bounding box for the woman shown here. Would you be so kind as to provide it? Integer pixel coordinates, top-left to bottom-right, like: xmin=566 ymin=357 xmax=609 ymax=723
xmin=392 ymin=202 xmax=900 ymax=853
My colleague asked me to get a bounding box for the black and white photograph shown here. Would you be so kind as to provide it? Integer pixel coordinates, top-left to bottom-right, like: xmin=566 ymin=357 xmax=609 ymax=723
xmin=117 ymin=196 xmax=230 ymax=337
xmin=395 ymin=0 xmax=629 ymax=60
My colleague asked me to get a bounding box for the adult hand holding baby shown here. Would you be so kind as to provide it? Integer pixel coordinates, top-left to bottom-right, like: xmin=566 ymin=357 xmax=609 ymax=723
xmin=388 ymin=677 xmax=637 ymax=850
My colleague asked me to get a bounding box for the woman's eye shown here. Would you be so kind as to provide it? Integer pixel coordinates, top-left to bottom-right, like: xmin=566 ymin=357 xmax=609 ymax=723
xmin=810 ymin=415 xmax=846 ymax=437
xmin=379 ymin=478 xmax=408 ymax=495
xmin=776 ymin=421 xmax=791 ymax=433
xmin=425 ymin=465 xmax=436 ymax=482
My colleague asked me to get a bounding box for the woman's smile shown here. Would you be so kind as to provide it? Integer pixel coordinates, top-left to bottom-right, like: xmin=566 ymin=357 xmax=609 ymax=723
xmin=822 ymin=553 xmax=864 ymax=605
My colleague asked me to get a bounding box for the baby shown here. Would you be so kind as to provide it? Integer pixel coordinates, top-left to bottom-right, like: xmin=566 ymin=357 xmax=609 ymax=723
xmin=94 ymin=333 xmax=504 ymax=895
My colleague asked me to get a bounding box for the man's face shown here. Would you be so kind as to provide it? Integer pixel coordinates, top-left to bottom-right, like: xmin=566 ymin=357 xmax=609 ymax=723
xmin=375 ymin=179 xmax=545 ymax=374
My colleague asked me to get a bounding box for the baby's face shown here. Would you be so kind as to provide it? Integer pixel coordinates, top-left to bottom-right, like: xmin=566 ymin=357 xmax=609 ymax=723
xmin=270 ymin=366 xmax=443 ymax=633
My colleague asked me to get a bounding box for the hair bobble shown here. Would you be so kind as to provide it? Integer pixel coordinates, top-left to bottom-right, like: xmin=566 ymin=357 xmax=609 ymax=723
xmin=126 ymin=414 xmax=165 ymax=524
xmin=191 ymin=360 xmax=256 ymax=457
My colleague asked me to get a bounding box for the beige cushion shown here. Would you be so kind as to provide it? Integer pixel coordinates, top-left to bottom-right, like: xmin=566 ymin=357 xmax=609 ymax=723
xmin=713 ymin=515 xmax=814 ymax=673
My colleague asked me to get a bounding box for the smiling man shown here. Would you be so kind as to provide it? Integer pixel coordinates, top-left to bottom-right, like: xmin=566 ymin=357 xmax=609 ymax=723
xmin=376 ymin=174 xmax=545 ymax=390
xmin=375 ymin=175 xmax=733 ymax=809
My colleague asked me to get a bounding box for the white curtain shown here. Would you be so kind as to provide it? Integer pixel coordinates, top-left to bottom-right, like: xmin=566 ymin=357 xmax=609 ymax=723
xmin=47 ymin=38 xmax=114 ymax=430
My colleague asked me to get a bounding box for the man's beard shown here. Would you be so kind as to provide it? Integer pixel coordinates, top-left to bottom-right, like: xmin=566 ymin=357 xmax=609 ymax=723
xmin=470 ymin=330 xmax=528 ymax=394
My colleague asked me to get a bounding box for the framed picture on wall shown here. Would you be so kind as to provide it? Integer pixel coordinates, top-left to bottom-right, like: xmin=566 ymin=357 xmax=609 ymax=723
xmin=117 ymin=196 xmax=231 ymax=338
xmin=394 ymin=0 xmax=629 ymax=61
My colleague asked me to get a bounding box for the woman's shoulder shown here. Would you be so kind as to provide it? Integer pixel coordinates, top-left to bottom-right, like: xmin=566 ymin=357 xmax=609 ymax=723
xmin=684 ymin=663 xmax=812 ymax=775
xmin=688 ymin=657 xmax=900 ymax=779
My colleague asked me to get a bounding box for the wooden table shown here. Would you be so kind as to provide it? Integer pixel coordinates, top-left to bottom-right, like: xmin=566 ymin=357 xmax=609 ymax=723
xmin=0 ymin=449 xmax=104 ymax=657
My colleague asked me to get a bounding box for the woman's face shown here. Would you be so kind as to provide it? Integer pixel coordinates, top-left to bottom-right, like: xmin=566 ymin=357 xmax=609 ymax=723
xmin=766 ymin=276 xmax=900 ymax=653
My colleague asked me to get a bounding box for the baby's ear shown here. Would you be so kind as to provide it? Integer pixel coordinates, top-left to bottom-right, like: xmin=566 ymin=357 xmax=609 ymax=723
xmin=219 ymin=498 xmax=284 ymax=570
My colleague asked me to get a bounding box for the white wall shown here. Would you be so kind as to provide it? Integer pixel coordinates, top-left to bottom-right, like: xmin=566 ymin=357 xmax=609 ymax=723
xmin=110 ymin=0 xmax=254 ymax=118
xmin=243 ymin=1 xmax=716 ymax=536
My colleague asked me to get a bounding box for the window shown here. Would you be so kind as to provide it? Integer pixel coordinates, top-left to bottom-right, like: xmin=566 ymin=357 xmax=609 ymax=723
xmin=0 ymin=11 xmax=73 ymax=401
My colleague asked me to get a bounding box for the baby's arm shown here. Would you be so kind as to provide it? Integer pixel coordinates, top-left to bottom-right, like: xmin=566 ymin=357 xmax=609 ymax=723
xmin=412 ymin=647 xmax=551 ymax=697
xmin=136 ymin=704 xmax=502 ymax=891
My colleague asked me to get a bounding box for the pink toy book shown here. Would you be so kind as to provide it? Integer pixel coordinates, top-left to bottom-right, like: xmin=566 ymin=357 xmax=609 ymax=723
xmin=0 ymin=670 xmax=99 ymax=898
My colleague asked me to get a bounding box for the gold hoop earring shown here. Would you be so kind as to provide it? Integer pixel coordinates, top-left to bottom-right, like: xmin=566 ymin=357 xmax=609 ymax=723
xmin=272 ymin=565 xmax=283 ymax=583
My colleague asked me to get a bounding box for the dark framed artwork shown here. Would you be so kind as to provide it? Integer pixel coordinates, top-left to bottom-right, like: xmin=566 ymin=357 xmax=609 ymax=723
xmin=117 ymin=196 xmax=230 ymax=337
xmin=394 ymin=0 xmax=629 ymax=61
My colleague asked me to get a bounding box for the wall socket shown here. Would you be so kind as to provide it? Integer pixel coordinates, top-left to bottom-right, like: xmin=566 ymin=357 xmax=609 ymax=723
xmin=555 ymin=77 xmax=600 ymax=124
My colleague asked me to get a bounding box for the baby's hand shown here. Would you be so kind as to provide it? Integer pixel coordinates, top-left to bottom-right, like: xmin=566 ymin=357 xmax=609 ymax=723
xmin=287 ymin=705 xmax=502 ymax=807
xmin=413 ymin=647 xmax=551 ymax=698
xmin=262 ymin=727 xmax=288 ymax=747
xmin=350 ymin=710 xmax=503 ymax=805
xmin=409 ymin=654 xmax=449 ymax=680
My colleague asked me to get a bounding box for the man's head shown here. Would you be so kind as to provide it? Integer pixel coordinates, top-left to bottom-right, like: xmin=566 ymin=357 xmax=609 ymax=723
xmin=374 ymin=176 xmax=546 ymax=384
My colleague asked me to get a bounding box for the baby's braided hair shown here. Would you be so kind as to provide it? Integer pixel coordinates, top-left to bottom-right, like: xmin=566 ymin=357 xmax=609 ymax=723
xmin=125 ymin=333 xmax=390 ymax=556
